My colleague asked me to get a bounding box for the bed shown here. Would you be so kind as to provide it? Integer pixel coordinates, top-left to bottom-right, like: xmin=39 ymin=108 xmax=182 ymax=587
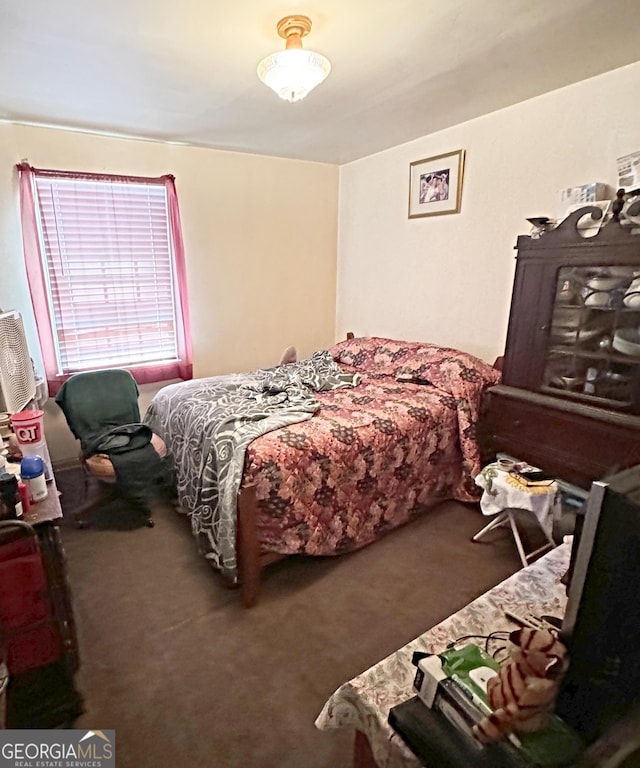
xmin=145 ymin=336 xmax=501 ymax=606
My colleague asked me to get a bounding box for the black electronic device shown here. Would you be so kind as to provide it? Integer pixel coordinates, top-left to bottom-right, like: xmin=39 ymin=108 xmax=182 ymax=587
xmin=555 ymin=464 xmax=640 ymax=745
xmin=388 ymin=696 xmax=533 ymax=768
xmin=518 ymin=469 xmax=553 ymax=482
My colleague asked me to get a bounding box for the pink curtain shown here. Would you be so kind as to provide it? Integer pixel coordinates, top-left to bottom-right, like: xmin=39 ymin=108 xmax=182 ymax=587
xmin=17 ymin=164 xmax=193 ymax=394
xmin=135 ymin=175 xmax=193 ymax=385
xmin=18 ymin=165 xmax=60 ymax=393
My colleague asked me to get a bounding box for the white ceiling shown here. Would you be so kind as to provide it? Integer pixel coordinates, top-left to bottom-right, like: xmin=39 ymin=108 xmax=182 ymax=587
xmin=1 ymin=0 xmax=639 ymax=165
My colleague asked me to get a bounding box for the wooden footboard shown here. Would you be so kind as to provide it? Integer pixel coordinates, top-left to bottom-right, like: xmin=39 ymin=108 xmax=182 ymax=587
xmin=236 ymin=484 xmax=285 ymax=607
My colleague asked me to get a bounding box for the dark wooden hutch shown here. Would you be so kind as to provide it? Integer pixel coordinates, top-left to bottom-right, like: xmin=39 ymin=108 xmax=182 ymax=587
xmin=481 ymin=202 xmax=640 ymax=489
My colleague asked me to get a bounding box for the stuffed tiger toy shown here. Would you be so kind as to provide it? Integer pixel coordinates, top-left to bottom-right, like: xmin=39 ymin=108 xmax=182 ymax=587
xmin=473 ymin=628 xmax=569 ymax=744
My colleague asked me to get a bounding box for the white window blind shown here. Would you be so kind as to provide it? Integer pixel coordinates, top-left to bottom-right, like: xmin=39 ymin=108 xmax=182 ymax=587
xmin=33 ymin=176 xmax=179 ymax=374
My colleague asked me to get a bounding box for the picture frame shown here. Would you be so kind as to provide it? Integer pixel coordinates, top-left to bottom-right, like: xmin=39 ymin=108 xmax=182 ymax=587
xmin=408 ymin=149 xmax=466 ymax=219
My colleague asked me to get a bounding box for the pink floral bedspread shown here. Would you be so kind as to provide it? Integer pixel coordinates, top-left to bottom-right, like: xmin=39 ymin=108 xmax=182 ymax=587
xmin=242 ymin=337 xmax=501 ymax=556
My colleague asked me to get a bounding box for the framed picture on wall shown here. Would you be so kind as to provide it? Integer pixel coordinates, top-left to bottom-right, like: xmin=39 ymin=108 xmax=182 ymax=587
xmin=408 ymin=149 xmax=466 ymax=219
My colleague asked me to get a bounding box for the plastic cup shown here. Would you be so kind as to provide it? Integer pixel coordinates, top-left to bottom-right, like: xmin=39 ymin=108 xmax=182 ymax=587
xmin=10 ymin=410 xmax=45 ymax=447
xmin=10 ymin=409 xmax=53 ymax=481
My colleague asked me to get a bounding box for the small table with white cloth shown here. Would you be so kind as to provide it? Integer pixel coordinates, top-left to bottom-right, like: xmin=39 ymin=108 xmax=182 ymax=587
xmin=315 ymin=543 xmax=572 ymax=768
xmin=473 ymin=463 xmax=560 ymax=567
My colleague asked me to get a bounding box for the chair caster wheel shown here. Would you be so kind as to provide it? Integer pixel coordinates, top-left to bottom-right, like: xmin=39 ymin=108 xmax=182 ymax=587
xmin=146 ymin=518 xmax=155 ymax=528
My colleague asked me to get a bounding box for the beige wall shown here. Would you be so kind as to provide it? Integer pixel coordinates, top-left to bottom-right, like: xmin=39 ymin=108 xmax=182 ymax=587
xmin=336 ymin=61 xmax=640 ymax=365
xmin=0 ymin=124 xmax=338 ymax=462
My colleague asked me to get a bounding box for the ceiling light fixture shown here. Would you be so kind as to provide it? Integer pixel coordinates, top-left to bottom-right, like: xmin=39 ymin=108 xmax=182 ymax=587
xmin=257 ymin=15 xmax=331 ymax=103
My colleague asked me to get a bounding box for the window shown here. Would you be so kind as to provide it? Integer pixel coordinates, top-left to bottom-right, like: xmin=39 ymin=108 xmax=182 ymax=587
xmin=17 ymin=165 xmax=192 ymax=395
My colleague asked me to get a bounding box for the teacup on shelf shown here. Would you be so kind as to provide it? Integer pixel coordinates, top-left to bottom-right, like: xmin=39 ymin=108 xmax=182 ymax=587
xmin=550 ymin=375 xmax=584 ymax=391
xmin=623 ymin=292 xmax=640 ymax=309
xmin=583 ymin=290 xmax=610 ymax=307
xmin=612 ymin=328 xmax=640 ymax=357
xmin=623 ymin=278 xmax=640 ymax=308
xmin=582 ymin=274 xmax=631 ymax=307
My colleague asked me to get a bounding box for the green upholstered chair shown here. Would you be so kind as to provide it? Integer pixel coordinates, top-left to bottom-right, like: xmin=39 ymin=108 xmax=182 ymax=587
xmin=55 ymin=369 xmax=168 ymax=528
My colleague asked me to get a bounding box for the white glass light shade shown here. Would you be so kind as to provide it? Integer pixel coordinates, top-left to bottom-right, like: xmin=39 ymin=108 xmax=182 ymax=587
xmin=257 ymin=49 xmax=331 ymax=103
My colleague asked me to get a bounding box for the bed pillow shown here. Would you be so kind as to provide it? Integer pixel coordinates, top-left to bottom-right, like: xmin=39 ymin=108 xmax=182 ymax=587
xmin=329 ymin=336 xmax=501 ymax=388
xmin=330 ymin=336 xmax=435 ymax=375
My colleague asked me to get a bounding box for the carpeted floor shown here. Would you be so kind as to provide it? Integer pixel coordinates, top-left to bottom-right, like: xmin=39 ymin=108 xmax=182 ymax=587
xmin=54 ymin=467 xmax=527 ymax=768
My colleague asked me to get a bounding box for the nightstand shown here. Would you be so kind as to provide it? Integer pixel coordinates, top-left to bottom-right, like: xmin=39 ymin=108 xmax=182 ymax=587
xmin=473 ymin=463 xmax=559 ymax=567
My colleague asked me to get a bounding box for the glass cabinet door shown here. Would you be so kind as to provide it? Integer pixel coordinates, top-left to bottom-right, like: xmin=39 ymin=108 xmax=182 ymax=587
xmin=542 ymin=265 xmax=640 ymax=409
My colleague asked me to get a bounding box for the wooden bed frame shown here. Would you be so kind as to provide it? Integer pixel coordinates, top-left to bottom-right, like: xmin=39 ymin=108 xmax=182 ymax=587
xmin=236 ymin=484 xmax=285 ymax=607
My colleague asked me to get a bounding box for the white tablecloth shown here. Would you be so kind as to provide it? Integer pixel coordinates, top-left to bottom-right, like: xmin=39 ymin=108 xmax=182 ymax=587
xmin=475 ymin=463 xmax=561 ymax=537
